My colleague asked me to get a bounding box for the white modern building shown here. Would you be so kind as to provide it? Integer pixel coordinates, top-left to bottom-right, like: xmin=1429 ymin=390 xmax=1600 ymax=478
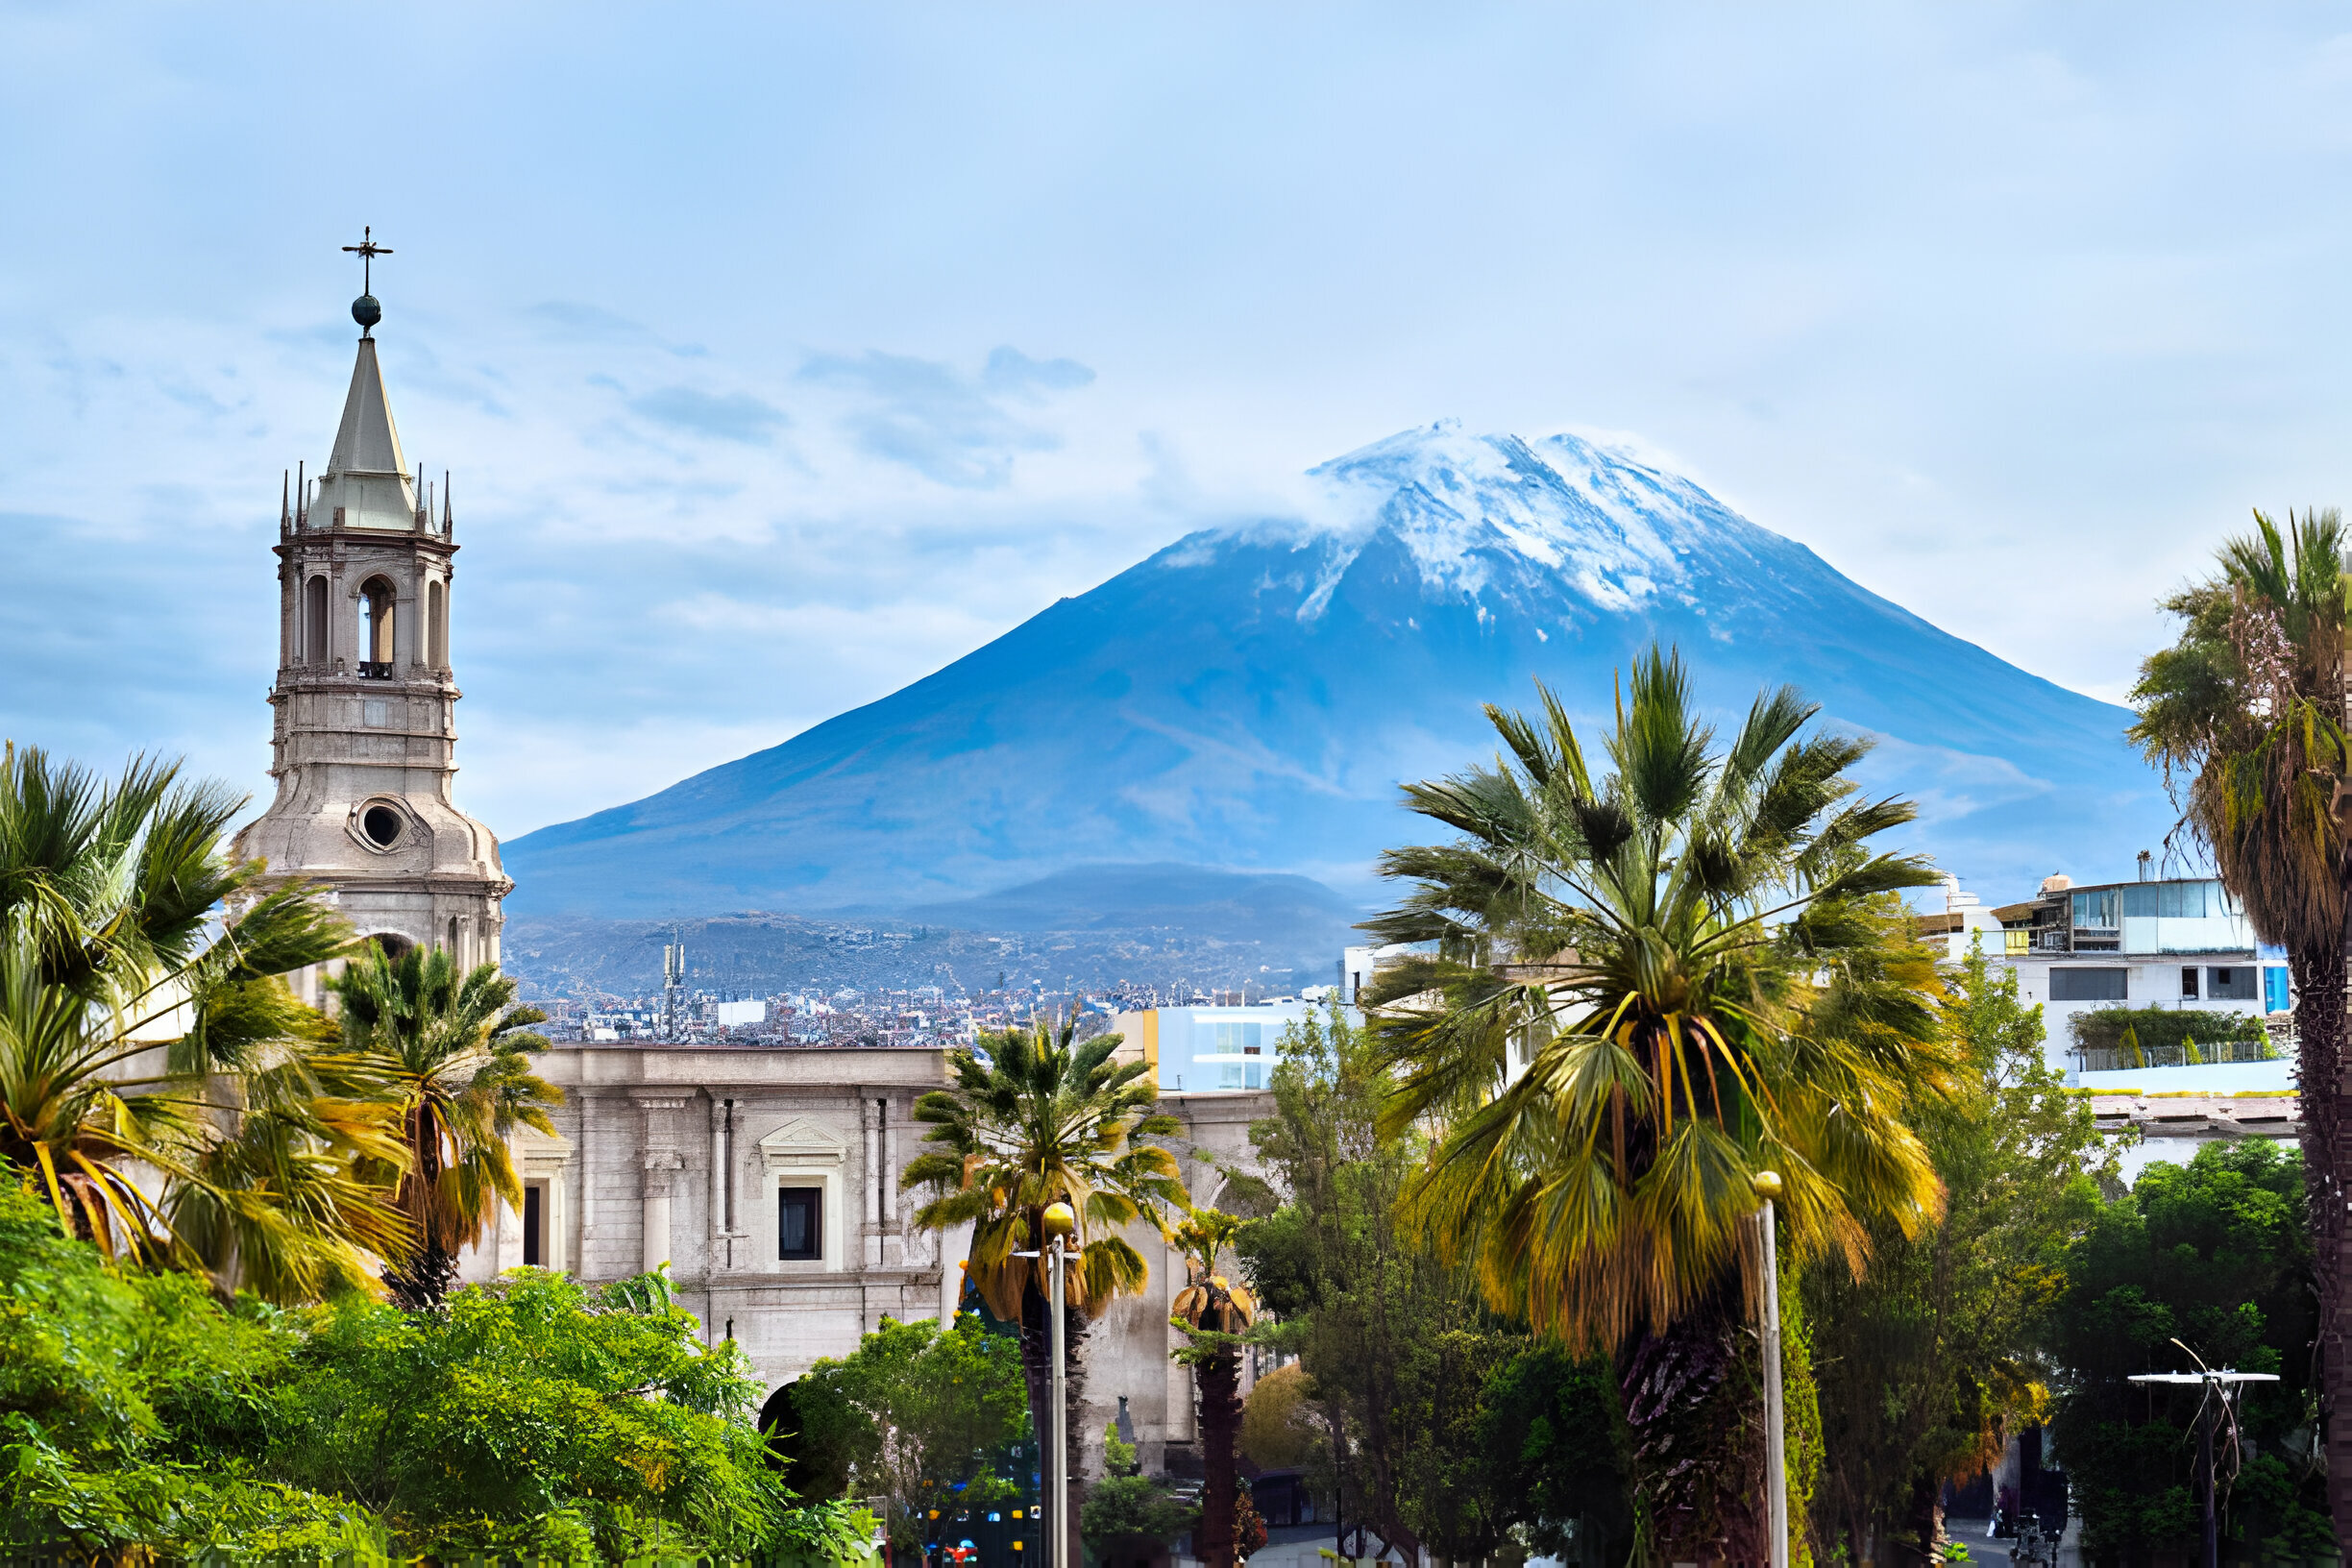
xmin=1972 ymin=871 xmax=2291 ymax=1079
xmin=1108 ymin=1000 xmax=1343 ymax=1092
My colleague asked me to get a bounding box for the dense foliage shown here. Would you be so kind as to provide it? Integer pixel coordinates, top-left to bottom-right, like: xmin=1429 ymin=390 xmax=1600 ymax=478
xmin=788 ymin=1312 xmax=1030 ymax=1551
xmin=0 ymin=1178 xmax=870 ymax=1560
xmin=1236 ymin=1003 xmax=1820 ymax=1567
xmin=1355 ymin=654 xmax=1937 ymax=1558
xmin=2068 ymin=1004 xmax=2266 ymax=1061
xmin=1083 ymin=1420 xmax=1198 ymax=1550
xmin=330 ymin=941 xmax=563 ymax=1308
xmin=0 ymin=745 xmax=398 ymax=1299
xmin=2046 ymin=1140 xmax=2331 ymax=1562
xmin=1806 ymin=943 xmax=2109 ymax=1562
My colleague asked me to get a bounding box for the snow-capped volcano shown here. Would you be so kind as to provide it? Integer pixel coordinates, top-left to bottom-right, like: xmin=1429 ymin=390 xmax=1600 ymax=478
xmin=1302 ymin=425 xmax=1733 ymax=616
xmin=506 ymin=424 xmax=2170 ymax=919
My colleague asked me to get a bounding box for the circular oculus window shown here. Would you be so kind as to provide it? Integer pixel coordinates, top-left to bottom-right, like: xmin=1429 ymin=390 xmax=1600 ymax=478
xmin=360 ymin=804 xmax=404 ymax=848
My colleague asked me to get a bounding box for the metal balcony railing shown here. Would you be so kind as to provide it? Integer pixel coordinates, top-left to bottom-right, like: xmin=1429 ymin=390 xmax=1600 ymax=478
xmin=2069 ymin=1038 xmax=2274 ymax=1073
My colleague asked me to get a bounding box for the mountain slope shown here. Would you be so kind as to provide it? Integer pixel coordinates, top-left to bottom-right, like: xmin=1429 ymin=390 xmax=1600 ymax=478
xmin=506 ymin=424 xmax=2170 ymax=916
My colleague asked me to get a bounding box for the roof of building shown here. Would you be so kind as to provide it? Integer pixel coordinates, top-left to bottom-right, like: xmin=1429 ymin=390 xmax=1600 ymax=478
xmin=326 ymin=335 xmax=408 ymax=479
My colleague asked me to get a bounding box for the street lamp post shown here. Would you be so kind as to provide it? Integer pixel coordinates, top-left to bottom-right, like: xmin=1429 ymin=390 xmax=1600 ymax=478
xmin=1041 ymin=1201 xmax=1076 ymax=1568
xmin=2127 ymin=1365 xmax=2278 ymax=1568
xmin=1754 ymin=1169 xmax=1788 ymax=1568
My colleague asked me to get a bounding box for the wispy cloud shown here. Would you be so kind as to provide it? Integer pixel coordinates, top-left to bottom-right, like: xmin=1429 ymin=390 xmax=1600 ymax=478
xmin=798 ymin=346 xmax=1095 ymax=488
xmin=626 ymin=385 xmax=789 ymax=445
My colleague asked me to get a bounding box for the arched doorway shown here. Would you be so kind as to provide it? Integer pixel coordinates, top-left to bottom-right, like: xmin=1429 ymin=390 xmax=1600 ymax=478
xmin=760 ymin=1380 xmax=850 ymax=1500
xmin=366 ymin=932 xmax=415 ymax=962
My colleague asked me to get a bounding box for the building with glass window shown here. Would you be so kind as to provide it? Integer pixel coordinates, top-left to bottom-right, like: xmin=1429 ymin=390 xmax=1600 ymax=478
xmin=1107 ymin=1001 xmax=1344 ymax=1092
xmin=1981 ymin=871 xmax=2291 ymax=1079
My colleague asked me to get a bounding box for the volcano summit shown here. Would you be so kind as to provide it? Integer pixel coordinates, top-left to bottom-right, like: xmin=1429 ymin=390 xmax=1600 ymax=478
xmin=506 ymin=424 xmax=2170 ymax=919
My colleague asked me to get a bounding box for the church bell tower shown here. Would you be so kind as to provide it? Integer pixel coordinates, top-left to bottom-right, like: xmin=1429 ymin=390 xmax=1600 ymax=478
xmin=233 ymin=237 xmax=511 ymax=974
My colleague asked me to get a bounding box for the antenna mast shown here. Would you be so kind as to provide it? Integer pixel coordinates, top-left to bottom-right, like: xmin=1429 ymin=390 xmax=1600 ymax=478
xmin=663 ymin=929 xmax=686 ymax=1040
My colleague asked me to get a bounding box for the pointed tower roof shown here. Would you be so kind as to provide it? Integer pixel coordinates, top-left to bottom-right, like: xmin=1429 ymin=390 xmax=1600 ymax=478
xmin=325 ymin=336 xmax=408 ymax=478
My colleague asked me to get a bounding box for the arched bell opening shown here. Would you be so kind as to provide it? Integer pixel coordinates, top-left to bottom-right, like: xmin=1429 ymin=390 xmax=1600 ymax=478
xmin=427 ymin=578 xmax=448 ymax=670
xmin=357 ymin=576 xmax=396 ymax=678
xmin=303 ymin=575 xmax=330 ymax=665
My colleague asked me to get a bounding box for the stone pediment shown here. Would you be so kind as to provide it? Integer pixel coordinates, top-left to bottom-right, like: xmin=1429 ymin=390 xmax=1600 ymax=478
xmin=516 ymin=1129 xmax=574 ymax=1174
xmin=757 ymin=1116 xmax=850 ymax=1169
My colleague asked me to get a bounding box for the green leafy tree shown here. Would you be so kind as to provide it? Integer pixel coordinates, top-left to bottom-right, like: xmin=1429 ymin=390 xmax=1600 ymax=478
xmin=0 ymin=1174 xmax=872 ymax=1561
xmin=0 ymin=745 xmax=403 ymax=1302
xmin=1238 ymin=1003 xmax=1512 ymax=1568
xmin=790 ymin=1312 xmax=1031 ymax=1552
xmin=1806 ymin=941 xmax=2110 ymax=1564
xmin=2046 ymin=1140 xmax=2330 ymax=1561
xmin=1475 ymin=1342 xmax=1634 ymax=1567
xmin=2128 ymin=508 xmax=2352 ymax=1527
xmin=902 ymin=1017 xmax=1188 ymax=1568
xmin=331 ymin=941 xmax=562 ymax=1308
xmin=1083 ymin=1421 xmax=1198 ymax=1556
xmin=1360 ymin=653 xmax=1952 ymax=1559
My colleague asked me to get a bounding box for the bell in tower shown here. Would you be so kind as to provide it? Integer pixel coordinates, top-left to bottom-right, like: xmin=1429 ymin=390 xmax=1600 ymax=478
xmin=233 ymin=237 xmax=512 ymax=987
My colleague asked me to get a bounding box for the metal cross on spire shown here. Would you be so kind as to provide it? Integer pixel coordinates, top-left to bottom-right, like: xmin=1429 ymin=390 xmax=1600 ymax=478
xmin=342 ymin=227 xmax=392 ymax=293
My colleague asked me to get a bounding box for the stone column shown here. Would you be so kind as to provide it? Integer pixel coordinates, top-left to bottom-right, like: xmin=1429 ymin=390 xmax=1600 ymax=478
xmin=709 ymin=1099 xmax=728 ymax=1239
xmin=643 ymin=1150 xmax=684 ymax=1274
xmin=863 ymin=1094 xmax=882 ymax=1266
xmin=881 ymin=1095 xmax=902 ymax=1266
xmin=631 ymin=1091 xmax=691 ymax=1277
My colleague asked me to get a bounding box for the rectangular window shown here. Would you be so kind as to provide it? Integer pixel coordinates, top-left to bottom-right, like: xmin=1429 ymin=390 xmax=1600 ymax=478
xmin=2206 ymin=967 xmax=2259 ymax=1001
xmin=523 ymin=1184 xmax=544 ymax=1267
xmin=1245 ymin=1063 xmax=1262 ymax=1090
xmin=2158 ymin=881 xmax=2221 ymax=919
xmin=1219 ymin=1062 xmax=1244 ymax=1089
xmin=2070 ymin=890 xmax=2119 ymax=929
xmin=778 ymin=1187 xmax=822 ymax=1261
xmin=2180 ymin=966 xmax=2199 ymax=1000
xmin=1203 ymin=1021 xmax=1265 ymax=1054
xmin=2123 ymin=884 xmax=2158 ymax=919
xmin=2266 ymin=967 xmax=2291 ymax=1013
xmin=2049 ymin=968 xmax=2129 ymax=1001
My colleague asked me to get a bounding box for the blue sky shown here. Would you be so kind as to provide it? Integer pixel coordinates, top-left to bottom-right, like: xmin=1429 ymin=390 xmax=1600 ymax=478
xmin=8 ymin=4 xmax=2352 ymax=839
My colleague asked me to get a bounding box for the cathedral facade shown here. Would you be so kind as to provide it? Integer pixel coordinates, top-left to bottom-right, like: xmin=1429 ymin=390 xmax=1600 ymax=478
xmin=238 ymin=280 xmax=1267 ymax=1482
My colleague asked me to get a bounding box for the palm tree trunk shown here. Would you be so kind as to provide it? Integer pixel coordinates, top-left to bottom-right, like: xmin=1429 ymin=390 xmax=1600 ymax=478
xmin=1194 ymin=1346 xmax=1243 ymax=1568
xmin=2293 ymin=939 xmax=2352 ymax=1534
xmin=1619 ymin=1296 xmax=1765 ymax=1565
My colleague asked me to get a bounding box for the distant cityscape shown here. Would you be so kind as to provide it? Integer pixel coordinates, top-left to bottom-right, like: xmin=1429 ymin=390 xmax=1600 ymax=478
xmin=504 ymin=909 xmax=1335 ymax=1047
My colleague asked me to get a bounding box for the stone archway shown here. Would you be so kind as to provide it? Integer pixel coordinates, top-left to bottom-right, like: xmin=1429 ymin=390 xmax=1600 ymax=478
xmin=365 ymin=932 xmax=416 ymax=961
xmin=758 ymin=1380 xmax=849 ymax=1500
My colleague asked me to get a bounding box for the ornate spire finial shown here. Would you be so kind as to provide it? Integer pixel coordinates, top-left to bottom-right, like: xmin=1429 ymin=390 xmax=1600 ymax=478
xmin=342 ymin=226 xmax=392 ymax=336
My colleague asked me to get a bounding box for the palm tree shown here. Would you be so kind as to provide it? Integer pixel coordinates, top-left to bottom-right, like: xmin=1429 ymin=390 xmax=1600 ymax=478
xmin=902 ymin=1017 xmax=1189 ymax=1568
xmin=330 ymin=942 xmax=561 ymax=1308
xmin=0 ymin=744 xmax=407 ymax=1299
xmin=2128 ymin=507 xmax=2352 ymax=1530
xmin=1170 ymin=1208 xmax=1258 ymax=1568
xmin=1361 ymin=649 xmax=1955 ymax=1559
